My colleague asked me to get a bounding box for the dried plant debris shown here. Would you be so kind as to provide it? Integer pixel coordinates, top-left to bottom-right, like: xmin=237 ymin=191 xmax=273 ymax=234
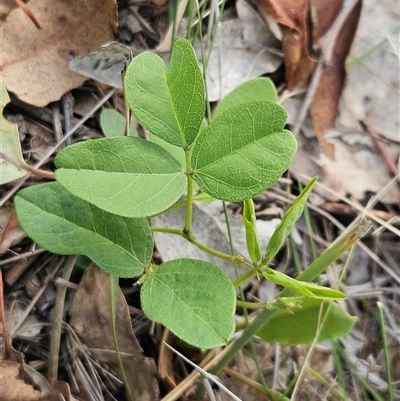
xmin=0 ymin=0 xmax=117 ymax=107
xmin=69 ymin=264 xmax=159 ymax=401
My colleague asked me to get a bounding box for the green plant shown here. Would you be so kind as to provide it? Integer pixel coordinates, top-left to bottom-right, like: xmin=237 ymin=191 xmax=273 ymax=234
xmin=7 ymin=39 xmax=362 ymax=350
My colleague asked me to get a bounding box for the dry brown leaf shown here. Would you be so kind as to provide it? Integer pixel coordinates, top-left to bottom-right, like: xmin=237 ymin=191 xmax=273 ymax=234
xmin=310 ymin=0 xmax=362 ymax=158
xmin=0 ymin=206 xmax=25 ymax=255
xmin=252 ymin=0 xmax=362 ymax=157
xmin=0 ymin=0 xmax=117 ymax=107
xmin=69 ymin=264 xmax=159 ymax=401
xmin=0 ymin=348 xmax=78 ymax=401
xmin=250 ymin=0 xmax=315 ymax=89
xmin=26 ymin=121 xmax=55 ymax=161
xmin=0 ymin=0 xmax=18 ymax=23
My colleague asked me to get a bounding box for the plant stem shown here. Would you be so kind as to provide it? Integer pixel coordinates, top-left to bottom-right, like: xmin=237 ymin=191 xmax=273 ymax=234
xmin=222 ymin=202 xmax=270 ymax=394
xmin=47 ymin=255 xmax=76 ymax=385
xmin=110 ymin=275 xmax=135 ymax=401
xmin=151 ymin=227 xmax=183 ymax=236
xmin=232 ymin=268 xmax=257 ymax=288
xmin=0 ymin=152 xmax=54 ymax=180
xmin=183 ymin=149 xmax=193 ymax=233
xmin=186 ymin=232 xmax=246 ymax=264
xmin=210 ymin=218 xmax=371 ymax=376
xmin=151 ymin=226 xmax=247 ymax=265
xmin=377 ymin=301 xmax=393 ymax=401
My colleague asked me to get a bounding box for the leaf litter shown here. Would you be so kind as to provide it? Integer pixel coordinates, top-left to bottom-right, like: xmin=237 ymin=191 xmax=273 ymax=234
xmin=0 ymin=0 xmax=399 ymax=400
xmin=0 ymin=0 xmax=117 ymax=107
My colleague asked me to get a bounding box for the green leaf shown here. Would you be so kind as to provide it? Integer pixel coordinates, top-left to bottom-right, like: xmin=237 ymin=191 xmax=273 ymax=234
xmin=55 ymin=136 xmax=186 ymax=218
xmin=213 ymin=78 xmax=278 ymax=120
xmin=15 ymin=182 xmax=153 ymax=277
xmin=265 ymin=177 xmax=318 ymax=261
xmin=257 ymin=298 xmax=357 ymax=344
xmin=141 ymin=259 xmax=236 ymax=348
xmin=263 ymin=268 xmax=346 ymax=300
xmin=243 ymin=199 xmax=262 ymax=264
xmin=124 ymin=38 xmax=205 ymax=147
xmin=192 ymin=101 xmax=297 ymax=201
xmin=0 ymin=84 xmax=30 ymax=184
xmin=99 ymin=108 xmax=138 ymax=137
xmin=150 ymin=134 xmax=185 ymax=168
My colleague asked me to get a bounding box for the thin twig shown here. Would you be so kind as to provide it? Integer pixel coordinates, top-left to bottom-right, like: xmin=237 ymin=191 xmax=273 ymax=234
xmin=0 ymin=248 xmax=46 ymax=266
xmin=13 ymin=0 xmax=41 ymax=29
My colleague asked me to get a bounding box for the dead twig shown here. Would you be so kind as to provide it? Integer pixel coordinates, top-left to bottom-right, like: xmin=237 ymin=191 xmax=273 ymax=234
xmin=13 ymin=0 xmax=41 ymax=29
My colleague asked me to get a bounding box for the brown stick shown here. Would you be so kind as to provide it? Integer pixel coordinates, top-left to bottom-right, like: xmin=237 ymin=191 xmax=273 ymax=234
xmin=13 ymin=0 xmax=42 ymax=29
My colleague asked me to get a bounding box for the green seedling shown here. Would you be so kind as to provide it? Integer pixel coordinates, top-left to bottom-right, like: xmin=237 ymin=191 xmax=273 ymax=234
xmin=5 ymin=39 xmax=367 ymax=351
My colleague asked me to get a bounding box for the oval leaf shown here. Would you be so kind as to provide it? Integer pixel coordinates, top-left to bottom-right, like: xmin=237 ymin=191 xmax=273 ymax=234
xmin=257 ymin=298 xmax=357 ymax=344
xmin=124 ymin=38 xmax=205 ymax=147
xmin=141 ymin=259 xmax=236 ymax=349
xmin=265 ymin=176 xmax=318 ymax=260
xmin=100 ymin=108 xmax=138 ymax=137
xmin=15 ymin=182 xmax=153 ymax=277
xmin=55 ymin=136 xmax=186 ymax=218
xmin=192 ymin=101 xmax=297 ymax=201
xmin=213 ymin=78 xmax=278 ymax=119
xmin=263 ymin=268 xmax=346 ymax=300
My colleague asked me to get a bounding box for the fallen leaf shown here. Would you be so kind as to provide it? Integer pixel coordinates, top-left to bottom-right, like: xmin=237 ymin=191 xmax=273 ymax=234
xmin=338 ymin=0 xmax=400 ymax=143
xmin=68 ymin=41 xmax=133 ymax=89
xmin=0 ymin=0 xmax=117 ymax=107
xmin=283 ymin=0 xmax=400 ymax=203
xmin=0 ymin=347 xmax=78 ymax=401
xmin=284 ymin=98 xmax=400 ymax=202
xmin=69 ymin=264 xmax=159 ymax=401
xmin=251 ymin=1 xmax=362 ymax=157
xmin=0 ymin=0 xmax=17 ymax=23
xmin=26 ymin=120 xmax=55 ymax=161
xmin=309 ymin=0 xmax=362 ymax=158
xmin=250 ymin=0 xmax=314 ymax=89
xmin=5 ymin=300 xmax=42 ymax=340
xmin=200 ymin=0 xmax=282 ymax=102
xmin=0 ymin=84 xmax=31 ymax=184
xmin=0 ymin=207 xmax=25 ymax=255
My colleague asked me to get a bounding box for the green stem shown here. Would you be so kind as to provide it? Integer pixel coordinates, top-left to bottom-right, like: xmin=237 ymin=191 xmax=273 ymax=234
xmin=186 ymin=232 xmax=245 ymax=265
xmin=47 ymin=255 xmax=76 ymax=385
xmin=222 ymin=202 xmax=270 ymax=395
xmin=184 ymin=149 xmax=193 ymax=233
xmin=236 ymin=297 xmax=303 ymax=312
xmin=236 ymin=300 xmax=272 ymax=310
xmin=151 ymin=227 xmax=183 ymax=235
xmin=232 ymin=268 xmax=258 ymax=288
xmin=151 ymin=226 xmax=247 ymax=265
xmin=110 ymin=275 xmax=134 ymax=401
xmin=210 ymin=218 xmax=371 ymax=376
xmin=377 ymin=301 xmax=393 ymax=401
